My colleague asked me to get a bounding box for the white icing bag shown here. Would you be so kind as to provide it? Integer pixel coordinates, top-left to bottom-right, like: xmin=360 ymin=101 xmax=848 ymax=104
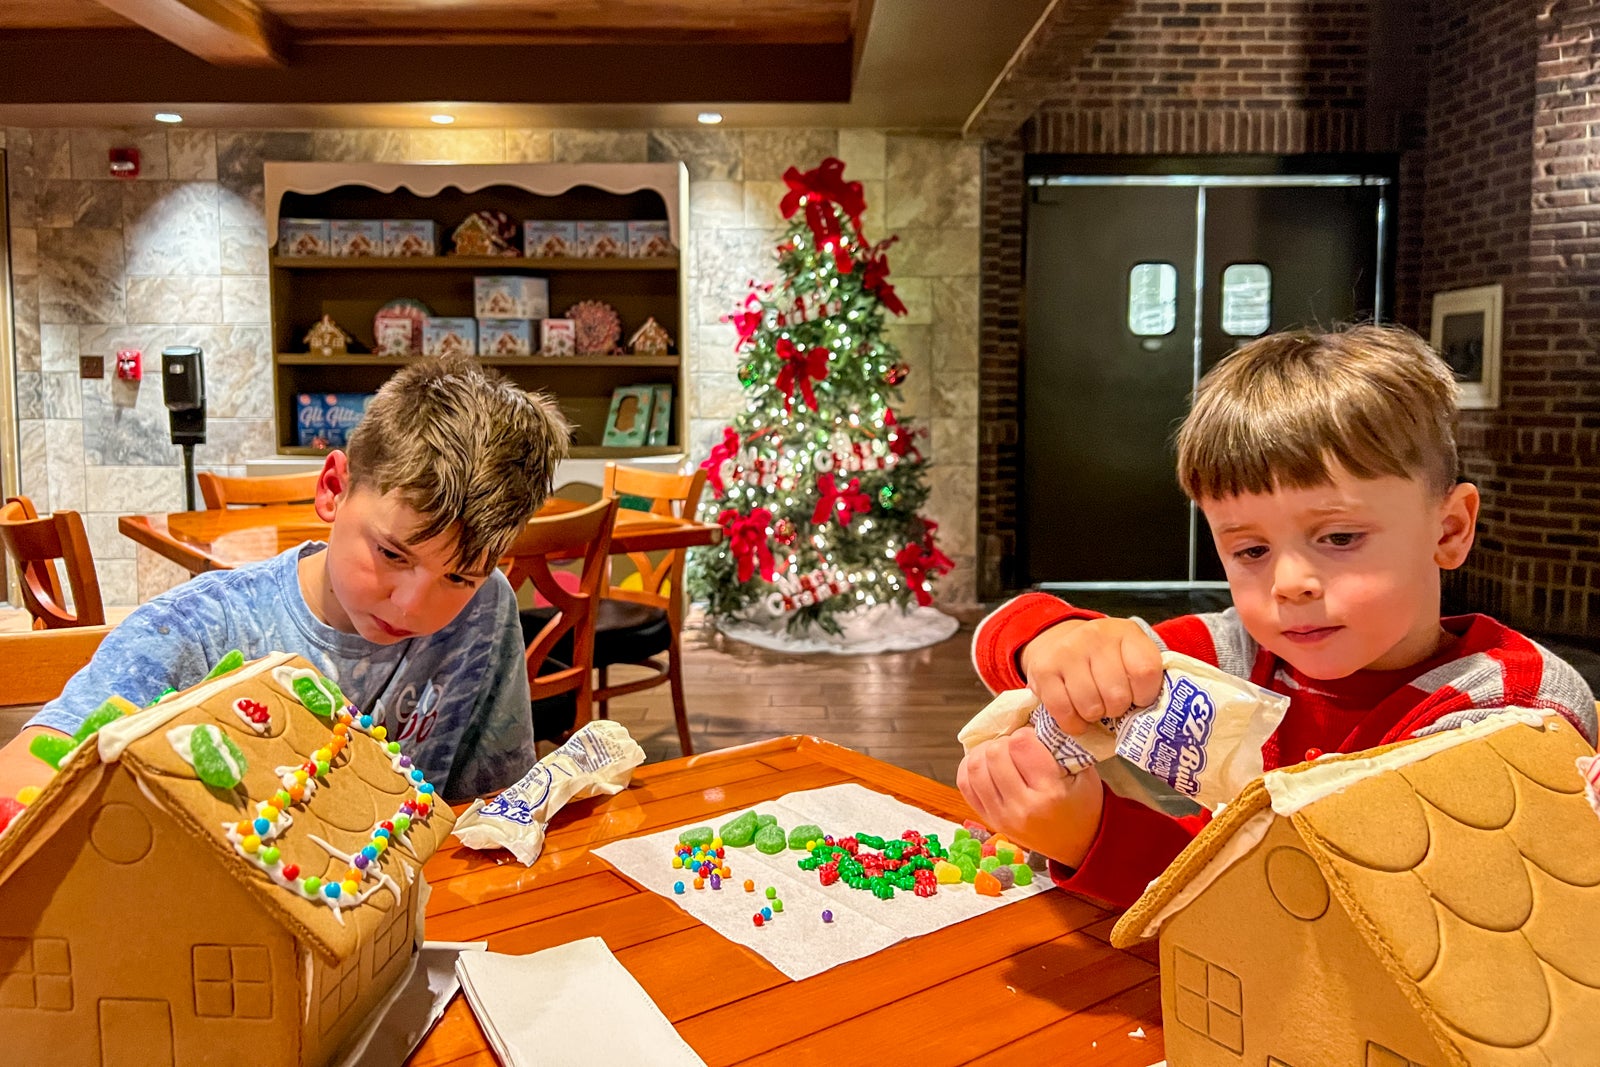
xmin=959 ymin=651 xmax=1289 ymax=810
xmin=451 ymin=720 xmax=646 ymax=865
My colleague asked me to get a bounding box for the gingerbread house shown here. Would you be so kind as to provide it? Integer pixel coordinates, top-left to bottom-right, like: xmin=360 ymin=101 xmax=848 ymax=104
xmin=1111 ymin=709 xmax=1600 ymax=1066
xmin=0 ymin=652 xmax=454 ymax=1067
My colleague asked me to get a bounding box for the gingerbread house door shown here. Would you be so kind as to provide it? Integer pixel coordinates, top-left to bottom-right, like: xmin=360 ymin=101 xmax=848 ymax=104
xmin=99 ymin=997 xmax=174 ymax=1066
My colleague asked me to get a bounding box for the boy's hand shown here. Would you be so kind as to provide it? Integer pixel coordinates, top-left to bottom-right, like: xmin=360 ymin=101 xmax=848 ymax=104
xmin=1020 ymin=617 xmax=1164 ymax=735
xmin=956 ymin=727 xmax=1104 ymax=869
xmin=0 ymin=727 xmax=67 ymax=801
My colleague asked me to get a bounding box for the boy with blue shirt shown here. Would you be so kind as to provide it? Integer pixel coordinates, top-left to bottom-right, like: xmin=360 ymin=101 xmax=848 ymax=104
xmin=0 ymin=356 xmax=569 ymax=803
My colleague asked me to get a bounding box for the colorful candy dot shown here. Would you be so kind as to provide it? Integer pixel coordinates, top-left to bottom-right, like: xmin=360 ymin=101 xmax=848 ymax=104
xmin=673 ymin=881 xmax=685 ymax=894
xmin=316 ymin=761 xmax=330 ymax=777
xmin=765 ymin=886 xmax=777 ymax=899
xmin=242 ymin=834 xmax=261 ymax=854
xmin=399 ymin=756 xmax=412 ymax=769
xmin=273 ymin=790 xmax=291 ymax=807
xmin=341 ymin=880 xmax=359 ymax=896
xmin=409 ymin=769 xmax=424 ymax=782
xmin=261 ymin=846 xmax=281 ymax=865
xmin=234 ymin=820 xmax=252 ymax=836
xmin=282 ymin=863 xmax=300 ymax=881
xmin=710 ymin=874 xmax=721 ymax=890
xmin=372 ymin=838 xmax=388 ymax=854
xmin=752 ymin=914 xmax=765 ymax=927
xmin=302 ymin=876 xmax=320 ymax=894
xmin=353 ymin=854 xmax=370 ymax=870
xmin=324 ymin=883 xmax=341 ymax=899
xmin=760 ymin=906 xmax=772 ymax=920
xmin=359 ymin=715 xmax=373 ymax=729
xmin=693 ymin=877 xmax=705 ymax=890
xmin=387 ymin=742 xmax=401 ymax=754
xmin=772 ymin=899 xmax=783 ymax=913
xmin=332 ymin=723 xmax=349 ymax=737
xmin=743 ymin=880 xmax=755 ymax=892
xmin=822 ymin=910 xmax=833 ymax=923
xmin=361 ymin=845 xmax=378 ymax=861
xmin=371 ymin=725 xmax=387 ymax=741
xmin=671 ymin=856 xmax=683 ymax=869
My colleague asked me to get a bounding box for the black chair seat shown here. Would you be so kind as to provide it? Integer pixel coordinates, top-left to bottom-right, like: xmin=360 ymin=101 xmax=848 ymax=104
xmin=520 ymin=598 xmax=670 ymax=672
xmin=529 ymin=656 xmax=579 ymax=741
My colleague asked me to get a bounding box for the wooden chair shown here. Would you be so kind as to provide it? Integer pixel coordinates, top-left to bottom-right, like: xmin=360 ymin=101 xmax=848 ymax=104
xmin=0 ymin=496 xmax=106 ymax=630
xmin=505 ymin=497 xmax=618 ymax=743
xmin=0 ymin=625 xmax=113 ymax=708
xmin=197 ymin=471 xmax=319 ymax=509
xmin=592 ymin=462 xmax=707 ymax=755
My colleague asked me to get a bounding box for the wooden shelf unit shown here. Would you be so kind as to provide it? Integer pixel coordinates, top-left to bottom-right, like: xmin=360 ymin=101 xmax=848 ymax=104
xmin=265 ymin=162 xmax=689 ymax=459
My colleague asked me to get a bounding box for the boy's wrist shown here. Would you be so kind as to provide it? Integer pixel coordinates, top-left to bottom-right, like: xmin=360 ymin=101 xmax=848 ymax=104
xmin=1019 ymin=617 xmax=1086 ymax=680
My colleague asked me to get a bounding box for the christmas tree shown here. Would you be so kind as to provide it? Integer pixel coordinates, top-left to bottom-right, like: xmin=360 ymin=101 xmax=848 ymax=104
xmin=689 ymin=157 xmax=954 ymax=637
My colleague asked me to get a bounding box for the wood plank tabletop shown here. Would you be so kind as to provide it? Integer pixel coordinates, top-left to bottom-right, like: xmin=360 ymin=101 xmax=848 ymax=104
xmin=118 ymin=498 xmax=722 ymax=576
xmin=410 ymin=735 xmax=1165 ymax=1066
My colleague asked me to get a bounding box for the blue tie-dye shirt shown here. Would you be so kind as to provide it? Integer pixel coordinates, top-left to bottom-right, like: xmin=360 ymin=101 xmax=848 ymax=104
xmin=30 ymin=542 xmax=535 ymax=801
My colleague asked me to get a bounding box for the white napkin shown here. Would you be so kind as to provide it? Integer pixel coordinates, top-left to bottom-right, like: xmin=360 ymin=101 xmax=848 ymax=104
xmin=455 ymin=938 xmax=705 ymax=1067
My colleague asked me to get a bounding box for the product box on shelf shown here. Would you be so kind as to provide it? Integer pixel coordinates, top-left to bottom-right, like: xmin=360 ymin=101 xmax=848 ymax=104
xmin=523 ymin=221 xmax=578 ymax=258
xmin=575 ymin=221 xmax=628 ymax=258
xmin=646 ymin=383 xmax=674 ymax=446
xmin=330 ymin=220 xmax=384 ymax=257
xmin=383 ymin=220 xmax=437 ymax=257
xmin=540 ymin=318 xmax=575 ymax=357
xmin=422 ymin=317 xmax=477 ymax=358
xmin=478 ymin=319 xmax=534 ymax=356
xmin=295 ymin=392 xmax=372 ymax=449
xmin=602 ymin=384 xmax=656 ymax=447
xmin=474 ymin=276 xmax=549 ymax=319
xmin=627 ymin=220 xmax=675 ymax=258
xmin=277 ymin=218 xmax=329 ymax=256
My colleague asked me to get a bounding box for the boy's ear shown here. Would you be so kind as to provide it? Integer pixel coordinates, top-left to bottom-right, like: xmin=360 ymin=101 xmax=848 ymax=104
xmin=1434 ymin=481 xmax=1479 ymax=570
xmin=313 ymin=450 xmax=351 ymax=523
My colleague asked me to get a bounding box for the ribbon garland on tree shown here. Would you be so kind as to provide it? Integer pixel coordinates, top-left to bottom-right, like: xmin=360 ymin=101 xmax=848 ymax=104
xmin=730 ymin=294 xmax=765 ymax=351
xmin=780 ymin=157 xmax=865 ymax=273
xmin=895 ymin=523 xmax=956 ymax=606
xmin=775 ymin=337 xmax=830 ymax=412
xmin=702 ymin=427 xmax=743 ymax=495
xmin=812 ymin=474 xmax=872 ymax=528
xmin=719 ymin=507 xmax=779 ymax=583
xmin=861 ymin=239 xmax=908 ymax=317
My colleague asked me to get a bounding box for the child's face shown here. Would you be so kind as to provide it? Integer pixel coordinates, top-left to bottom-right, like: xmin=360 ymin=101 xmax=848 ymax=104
xmin=1200 ymin=466 xmax=1478 ymax=679
xmin=314 ymin=462 xmax=493 ymax=644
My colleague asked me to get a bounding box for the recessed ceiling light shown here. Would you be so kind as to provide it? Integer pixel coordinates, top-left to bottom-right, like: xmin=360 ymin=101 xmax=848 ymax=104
xmin=697 ymin=112 xmax=723 ymax=125
xmin=430 ymin=114 xmax=456 ymax=125
xmin=154 ymin=112 xmax=183 ymax=124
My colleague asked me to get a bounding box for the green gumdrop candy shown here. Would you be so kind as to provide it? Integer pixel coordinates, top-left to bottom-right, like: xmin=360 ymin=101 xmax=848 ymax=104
xmin=754 ymin=823 xmax=787 ymax=855
xmin=320 ymin=673 xmax=348 ymax=709
xmin=719 ymin=811 xmax=758 ymax=848
xmin=680 ymin=825 xmax=714 ymax=849
xmin=996 ymin=847 xmax=1016 ymax=865
xmin=979 ymin=855 xmax=1002 ymax=872
xmin=754 ymin=813 xmax=777 ymax=829
xmin=73 ymin=700 xmax=128 ymax=743
xmin=956 ymin=855 xmax=978 ymax=883
xmin=1011 ymin=862 xmax=1034 ymax=886
xmin=191 ymin=726 xmax=247 ymax=789
xmin=202 ymin=649 xmax=245 ymax=682
xmin=953 ymin=827 xmax=971 ymax=844
xmin=788 ymin=823 xmax=825 ymax=850
xmin=29 ymin=735 xmax=74 ymax=769
xmin=291 ymin=675 xmax=335 ymax=718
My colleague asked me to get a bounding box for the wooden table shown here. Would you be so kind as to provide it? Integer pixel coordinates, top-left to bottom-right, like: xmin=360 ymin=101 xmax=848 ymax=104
xmin=410 ymin=736 xmax=1165 ymax=1066
xmin=118 ymin=498 xmax=723 ymax=576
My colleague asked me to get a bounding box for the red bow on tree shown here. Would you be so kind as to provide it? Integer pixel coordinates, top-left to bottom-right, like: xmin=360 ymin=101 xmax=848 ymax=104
xmin=775 ymin=338 xmax=830 ymax=412
xmin=895 ymin=526 xmax=955 ymax=606
xmin=812 ymin=474 xmax=871 ymax=527
xmin=780 ymin=157 xmax=865 ymax=273
xmin=701 ymin=427 xmax=742 ymax=496
xmin=861 ymin=247 xmax=907 ymax=317
xmin=883 ymin=407 xmax=921 ymax=462
xmin=719 ymin=507 xmax=778 ymax=583
xmin=728 ymin=294 xmax=764 ymax=351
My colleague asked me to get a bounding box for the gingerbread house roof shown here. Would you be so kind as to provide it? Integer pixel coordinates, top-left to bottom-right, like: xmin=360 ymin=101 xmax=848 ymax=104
xmin=1112 ymin=709 xmax=1600 ymax=1066
xmin=0 ymin=653 xmax=455 ymax=965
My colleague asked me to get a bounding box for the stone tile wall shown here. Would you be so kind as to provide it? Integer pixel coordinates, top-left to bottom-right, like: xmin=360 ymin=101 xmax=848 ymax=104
xmin=3 ymin=127 xmax=980 ymax=608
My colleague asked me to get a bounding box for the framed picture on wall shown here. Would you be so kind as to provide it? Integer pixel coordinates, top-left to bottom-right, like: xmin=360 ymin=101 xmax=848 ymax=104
xmin=1429 ymin=283 xmax=1503 ymax=409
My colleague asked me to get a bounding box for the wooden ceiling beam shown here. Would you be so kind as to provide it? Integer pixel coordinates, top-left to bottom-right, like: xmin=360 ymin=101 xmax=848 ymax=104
xmin=0 ymin=32 xmax=853 ymax=105
xmin=91 ymin=0 xmax=290 ymax=67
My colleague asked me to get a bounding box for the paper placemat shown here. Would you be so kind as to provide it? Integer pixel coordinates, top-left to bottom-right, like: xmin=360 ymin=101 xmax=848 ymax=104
xmin=456 ymin=938 xmax=705 ymax=1067
xmin=594 ymin=782 xmax=1050 ymax=981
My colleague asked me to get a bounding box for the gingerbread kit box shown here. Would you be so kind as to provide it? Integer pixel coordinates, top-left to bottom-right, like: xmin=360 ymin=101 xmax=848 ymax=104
xmin=0 ymin=652 xmax=454 ymax=1067
xmin=1112 ymin=709 xmax=1600 ymax=1066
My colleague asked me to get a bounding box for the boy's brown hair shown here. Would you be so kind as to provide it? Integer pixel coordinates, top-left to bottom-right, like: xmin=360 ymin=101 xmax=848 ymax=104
xmin=1176 ymin=324 xmax=1460 ymax=502
xmin=345 ymin=356 xmax=570 ymax=569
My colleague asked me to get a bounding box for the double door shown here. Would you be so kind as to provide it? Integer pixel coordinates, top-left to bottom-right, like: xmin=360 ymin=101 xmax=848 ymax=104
xmin=1022 ymin=173 xmax=1390 ymax=586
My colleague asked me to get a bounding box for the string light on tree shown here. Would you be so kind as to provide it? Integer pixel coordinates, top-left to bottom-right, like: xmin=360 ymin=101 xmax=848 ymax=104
xmin=688 ymin=157 xmax=954 ymax=638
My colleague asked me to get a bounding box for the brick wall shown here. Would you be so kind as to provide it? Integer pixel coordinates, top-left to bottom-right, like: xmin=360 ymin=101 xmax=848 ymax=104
xmin=1428 ymin=1 xmax=1600 ymax=640
xmin=978 ymin=0 xmax=1385 ymax=600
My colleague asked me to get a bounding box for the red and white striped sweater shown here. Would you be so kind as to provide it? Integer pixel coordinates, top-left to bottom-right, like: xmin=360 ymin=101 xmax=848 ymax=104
xmin=971 ymin=592 xmax=1598 ymax=909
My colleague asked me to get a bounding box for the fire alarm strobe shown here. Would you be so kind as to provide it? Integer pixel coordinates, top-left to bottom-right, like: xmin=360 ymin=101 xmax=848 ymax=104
xmin=108 ymin=147 xmax=140 ymax=179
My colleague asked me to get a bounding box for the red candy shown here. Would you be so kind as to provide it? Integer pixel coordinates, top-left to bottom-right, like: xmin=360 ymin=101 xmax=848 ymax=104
xmin=0 ymin=796 xmax=24 ymax=833
xmin=752 ymin=914 xmax=765 ymax=927
xmin=282 ymin=863 xmax=300 ymax=880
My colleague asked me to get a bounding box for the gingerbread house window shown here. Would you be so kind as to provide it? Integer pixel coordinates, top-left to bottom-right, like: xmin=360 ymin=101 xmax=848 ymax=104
xmin=1171 ymin=946 xmax=1243 ymax=1053
xmin=192 ymin=944 xmax=271 ymax=1019
xmin=320 ymin=951 xmax=362 ymax=1034
xmin=371 ymin=881 xmax=416 ymax=979
xmin=0 ymin=936 xmax=73 ymax=1011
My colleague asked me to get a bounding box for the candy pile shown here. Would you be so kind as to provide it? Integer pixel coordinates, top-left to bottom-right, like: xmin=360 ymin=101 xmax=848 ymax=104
xmin=945 ymin=822 xmax=1049 ymax=896
xmin=671 ymin=828 xmax=732 ymax=892
xmin=797 ymin=829 xmax=948 ymax=900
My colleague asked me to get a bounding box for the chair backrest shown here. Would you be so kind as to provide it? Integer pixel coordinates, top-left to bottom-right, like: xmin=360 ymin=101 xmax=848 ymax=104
xmin=198 ymin=471 xmax=319 ymax=509
xmin=0 ymin=496 xmax=106 ymax=629
xmin=502 ymin=496 xmax=619 ymax=715
xmin=0 ymin=624 xmax=113 ymax=707
xmin=601 ymin=463 xmax=707 ymax=628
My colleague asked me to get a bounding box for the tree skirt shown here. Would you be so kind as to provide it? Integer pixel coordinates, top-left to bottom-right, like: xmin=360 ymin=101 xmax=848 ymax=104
xmin=716 ymin=603 xmax=960 ymax=655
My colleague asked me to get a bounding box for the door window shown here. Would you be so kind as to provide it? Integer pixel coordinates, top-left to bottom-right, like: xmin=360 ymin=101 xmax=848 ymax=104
xmin=1221 ymin=263 xmax=1272 ymax=336
xmin=1127 ymin=262 xmax=1178 ymax=336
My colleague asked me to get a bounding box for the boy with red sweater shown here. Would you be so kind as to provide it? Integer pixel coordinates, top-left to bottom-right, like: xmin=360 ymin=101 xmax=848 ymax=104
xmin=958 ymin=325 xmax=1596 ymax=909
